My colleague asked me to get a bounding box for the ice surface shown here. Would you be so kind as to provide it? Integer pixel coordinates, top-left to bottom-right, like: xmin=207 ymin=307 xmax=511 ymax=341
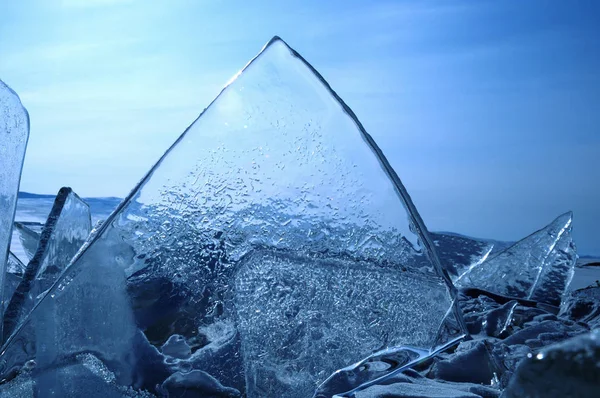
xmin=0 ymin=226 xmax=139 ymax=391
xmin=13 ymin=223 xmax=40 ymax=262
xmin=0 ymin=37 xmax=465 ymax=396
xmin=0 ymin=80 xmax=29 ymax=332
xmin=456 ymin=212 xmax=576 ymax=306
xmin=3 ymin=187 xmax=92 ymax=341
xmin=235 ymin=249 xmax=459 ymax=397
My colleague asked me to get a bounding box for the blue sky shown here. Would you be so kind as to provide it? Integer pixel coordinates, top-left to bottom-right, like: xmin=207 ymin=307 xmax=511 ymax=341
xmin=1 ymin=0 xmax=599 ymax=254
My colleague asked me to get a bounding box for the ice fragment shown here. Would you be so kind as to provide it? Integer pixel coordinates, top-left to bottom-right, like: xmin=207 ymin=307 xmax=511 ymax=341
xmin=0 ymin=80 xmax=29 ymax=333
xmin=3 ymin=253 xmax=25 ymax=312
xmin=456 ymin=212 xmax=576 ymax=306
xmin=13 ymin=223 xmax=40 ymax=262
xmin=3 ymin=187 xmax=92 ymax=341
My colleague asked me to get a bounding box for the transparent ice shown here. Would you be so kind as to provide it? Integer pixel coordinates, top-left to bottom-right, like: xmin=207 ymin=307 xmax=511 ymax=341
xmin=6 ymin=253 xmax=25 ymax=277
xmin=456 ymin=212 xmax=576 ymax=306
xmin=13 ymin=223 xmax=40 ymax=262
xmin=3 ymin=253 xmax=25 ymax=312
xmin=0 ymin=80 xmax=29 ymax=328
xmin=236 ymin=249 xmax=462 ymax=397
xmin=0 ymin=37 xmax=465 ymax=397
xmin=3 ymin=187 xmax=92 ymax=341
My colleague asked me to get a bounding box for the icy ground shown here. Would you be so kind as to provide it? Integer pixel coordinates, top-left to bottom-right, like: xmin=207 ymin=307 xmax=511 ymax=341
xmin=4 ymin=195 xmax=600 ymax=398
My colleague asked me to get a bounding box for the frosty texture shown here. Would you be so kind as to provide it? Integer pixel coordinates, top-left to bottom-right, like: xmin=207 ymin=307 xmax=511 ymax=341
xmin=13 ymin=223 xmax=40 ymax=262
xmin=235 ymin=249 xmax=459 ymax=397
xmin=3 ymin=188 xmax=92 ymax=341
xmin=456 ymin=212 xmax=576 ymax=306
xmin=0 ymin=353 xmax=156 ymax=398
xmin=0 ymin=37 xmax=464 ymax=396
xmin=0 ymin=80 xmax=29 ymax=333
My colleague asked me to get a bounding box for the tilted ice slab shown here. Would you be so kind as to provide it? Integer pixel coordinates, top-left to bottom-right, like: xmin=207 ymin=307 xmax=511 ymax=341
xmin=0 ymin=80 xmax=29 ymax=330
xmin=3 ymin=188 xmax=92 ymax=341
xmin=456 ymin=212 xmax=576 ymax=307
xmin=0 ymin=37 xmax=465 ymax=397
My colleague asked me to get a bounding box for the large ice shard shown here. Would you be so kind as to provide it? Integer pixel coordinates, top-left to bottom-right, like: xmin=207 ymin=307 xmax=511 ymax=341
xmin=456 ymin=212 xmax=576 ymax=306
xmin=0 ymin=80 xmax=29 ymax=328
xmin=3 ymin=187 xmax=92 ymax=341
xmin=0 ymin=37 xmax=465 ymax=397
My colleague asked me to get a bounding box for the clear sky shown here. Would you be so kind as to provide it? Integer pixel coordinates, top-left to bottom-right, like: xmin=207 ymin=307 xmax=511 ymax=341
xmin=1 ymin=0 xmax=599 ymax=255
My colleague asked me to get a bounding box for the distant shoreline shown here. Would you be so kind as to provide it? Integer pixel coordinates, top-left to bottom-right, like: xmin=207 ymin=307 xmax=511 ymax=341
xmin=18 ymin=191 xmax=122 ymax=200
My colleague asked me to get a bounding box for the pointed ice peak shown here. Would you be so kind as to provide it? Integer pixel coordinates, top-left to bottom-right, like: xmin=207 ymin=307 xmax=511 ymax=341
xmin=0 ymin=39 xmax=465 ymax=397
xmin=456 ymin=212 xmax=577 ymax=306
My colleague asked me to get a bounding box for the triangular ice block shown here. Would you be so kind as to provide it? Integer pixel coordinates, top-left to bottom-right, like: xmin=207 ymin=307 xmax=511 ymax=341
xmin=0 ymin=38 xmax=465 ymax=397
xmin=0 ymin=80 xmax=29 ymax=328
xmin=456 ymin=212 xmax=576 ymax=306
xmin=3 ymin=188 xmax=92 ymax=341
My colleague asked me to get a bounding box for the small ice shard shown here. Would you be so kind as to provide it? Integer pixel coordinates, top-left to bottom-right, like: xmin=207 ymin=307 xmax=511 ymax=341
xmin=428 ymin=340 xmax=502 ymax=386
xmin=3 ymin=187 xmax=92 ymax=341
xmin=559 ymin=285 xmax=600 ymax=329
xmin=0 ymin=37 xmax=466 ymax=396
xmin=503 ymin=329 xmax=600 ymax=398
xmin=456 ymin=212 xmax=576 ymax=306
xmin=0 ymin=79 xmax=30 ymax=336
xmin=13 ymin=222 xmax=41 ymax=262
xmin=6 ymin=252 xmax=25 ymax=276
xmin=3 ymin=253 xmax=25 ymax=311
xmin=0 ymin=225 xmax=139 ymax=391
xmin=353 ymin=368 xmax=501 ymax=398
xmin=159 ymin=370 xmax=241 ymax=398
xmin=460 ymin=295 xmax=518 ymax=338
